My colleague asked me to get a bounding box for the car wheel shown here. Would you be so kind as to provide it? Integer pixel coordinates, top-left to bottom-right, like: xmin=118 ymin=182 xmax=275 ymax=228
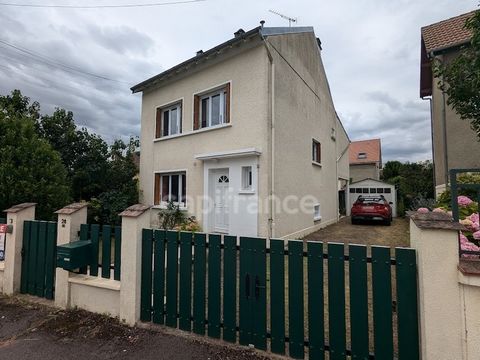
xmin=385 ymin=218 xmax=391 ymax=226
xmin=351 ymin=218 xmax=357 ymax=225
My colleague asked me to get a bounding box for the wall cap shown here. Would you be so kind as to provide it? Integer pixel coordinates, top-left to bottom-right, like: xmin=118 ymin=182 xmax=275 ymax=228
xmin=55 ymin=202 xmax=88 ymax=215
xmin=458 ymin=259 xmax=480 ymax=277
xmin=410 ymin=212 xmax=466 ymax=231
xmin=119 ymin=204 xmax=151 ymax=218
xmin=4 ymin=202 xmax=36 ymax=213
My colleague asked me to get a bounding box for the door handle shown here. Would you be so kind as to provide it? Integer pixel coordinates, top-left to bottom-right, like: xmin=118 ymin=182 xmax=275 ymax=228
xmin=255 ymin=276 xmax=265 ymax=300
xmin=245 ymin=274 xmax=250 ymax=299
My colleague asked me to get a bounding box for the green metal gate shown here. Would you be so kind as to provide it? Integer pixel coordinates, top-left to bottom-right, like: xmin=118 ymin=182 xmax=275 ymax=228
xmin=20 ymin=220 xmax=57 ymax=299
xmin=140 ymin=229 xmax=420 ymax=359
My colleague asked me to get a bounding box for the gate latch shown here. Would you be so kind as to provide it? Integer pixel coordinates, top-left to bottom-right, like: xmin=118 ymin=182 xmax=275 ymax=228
xmin=255 ymin=276 xmax=265 ymax=300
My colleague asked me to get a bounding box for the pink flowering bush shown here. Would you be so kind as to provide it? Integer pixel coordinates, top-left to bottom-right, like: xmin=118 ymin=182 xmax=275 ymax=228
xmin=416 ymin=207 xmax=430 ymax=213
xmin=458 ymin=195 xmax=474 ymax=207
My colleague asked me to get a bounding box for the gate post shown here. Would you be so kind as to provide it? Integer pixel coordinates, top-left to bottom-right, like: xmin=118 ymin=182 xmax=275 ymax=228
xmin=410 ymin=212 xmax=465 ymax=360
xmin=119 ymin=204 xmax=151 ymax=326
xmin=3 ymin=203 xmax=36 ymax=295
xmin=54 ymin=203 xmax=88 ymax=309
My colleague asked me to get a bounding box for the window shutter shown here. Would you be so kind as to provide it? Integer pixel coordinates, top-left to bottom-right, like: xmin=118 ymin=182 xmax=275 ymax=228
xmin=155 ymin=108 xmax=162 ymax=138
xmin=225 ymin=82 xmax=231 ymax=123
xmin=318 ymin=142 xmax=322 ymax=163
xmin=154 ymin=174 xmax=160 ymax=205
xmin=193 ymin=95 xmax=200 ymax=130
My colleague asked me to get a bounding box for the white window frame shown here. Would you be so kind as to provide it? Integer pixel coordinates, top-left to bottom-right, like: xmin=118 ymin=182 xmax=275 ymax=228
xmin=241 ymin=166 xmax=253 ymax=191
xmin=314 ymin=204 xmax=321 ymax=221
xmin=159 ymin=172 xmax=186 ymax=207
xmin=162 ymin=103 xmax=182 ymax=137
xmin=199 ymin=88 xmax=226 ymax=128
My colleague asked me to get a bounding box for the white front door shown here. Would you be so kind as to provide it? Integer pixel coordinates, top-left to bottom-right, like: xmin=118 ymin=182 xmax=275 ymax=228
xmin=214 ymin=170 xmax=229 ymax=233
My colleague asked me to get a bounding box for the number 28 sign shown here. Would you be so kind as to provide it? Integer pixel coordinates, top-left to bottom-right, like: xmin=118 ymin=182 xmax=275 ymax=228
xmin=0 ymin=224 xmax=7 ymax=261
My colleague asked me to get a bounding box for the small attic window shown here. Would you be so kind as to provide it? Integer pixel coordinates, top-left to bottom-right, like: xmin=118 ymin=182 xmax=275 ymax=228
xmin=357 ymin=152 xmax=367 ymax=159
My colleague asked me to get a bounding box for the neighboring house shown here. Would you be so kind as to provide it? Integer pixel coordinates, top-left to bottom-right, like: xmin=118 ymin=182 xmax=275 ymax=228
xmin=349 ymin=139 xmax=382 ymax=183
xmin=420 ymin=10 xmax=480 ymax=196
xmin=131 ymin=24 xmax=350 ymax=239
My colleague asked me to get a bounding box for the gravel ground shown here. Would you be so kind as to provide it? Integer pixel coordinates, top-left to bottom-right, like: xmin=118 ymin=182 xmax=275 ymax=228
xmin=0 ymin=295 xmax=274 ymax=360
xmin=305 ymin=216 xmax=410 ymax=248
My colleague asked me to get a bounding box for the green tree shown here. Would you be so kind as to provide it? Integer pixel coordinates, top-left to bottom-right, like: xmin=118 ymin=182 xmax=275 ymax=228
xmin=36 ymin=110 xmax=111 ymax=200
xmin=0 ymin=91 xmax=71 ymax=219
xmin=382 ymin=160 xmax=434 ymax=213
xmin=89 ymin=137 xmax=139 ymax=224
xmin=434 ymin=10 xmax=480 ymax=139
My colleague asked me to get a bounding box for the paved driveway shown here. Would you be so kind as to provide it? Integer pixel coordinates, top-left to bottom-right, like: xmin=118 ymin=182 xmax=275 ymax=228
xmin=305 ymin=216 xmax=410 ymax=248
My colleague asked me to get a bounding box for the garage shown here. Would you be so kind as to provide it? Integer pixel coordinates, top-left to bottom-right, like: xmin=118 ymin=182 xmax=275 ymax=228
xmin=346 ymin=178 xmax=397 ymax=217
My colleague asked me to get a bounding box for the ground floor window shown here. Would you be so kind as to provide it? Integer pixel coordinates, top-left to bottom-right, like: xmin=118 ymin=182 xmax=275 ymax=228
xmin=154 ymin=172 xmax=186 ymax=206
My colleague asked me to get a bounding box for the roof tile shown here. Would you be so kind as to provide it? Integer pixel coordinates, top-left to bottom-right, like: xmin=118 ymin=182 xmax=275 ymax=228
xmin=421 ymin=11 xmax=476 ymax=54
xmin=349 ymin=139 xmax=381 ymax=164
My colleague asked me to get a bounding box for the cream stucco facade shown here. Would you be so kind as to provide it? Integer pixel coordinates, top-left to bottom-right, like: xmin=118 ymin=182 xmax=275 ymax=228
xmin=134 ymin=26 xmax=349 ymax=239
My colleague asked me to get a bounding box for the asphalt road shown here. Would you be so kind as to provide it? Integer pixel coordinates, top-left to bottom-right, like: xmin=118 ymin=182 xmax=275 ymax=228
xmin=0 ymin=295 xmax=271 ymax=360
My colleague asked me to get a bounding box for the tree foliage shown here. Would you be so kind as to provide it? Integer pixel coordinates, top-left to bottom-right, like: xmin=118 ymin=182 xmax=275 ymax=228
xmin=0 ymin=90 xmax=139 ymax=223
xmin=381 ymin=160 xmax=434 ymax=213
xmin=0 ymin=91 xmax=71 ymax=219
xmin=434 ymin=10 xmax=480 ymax=139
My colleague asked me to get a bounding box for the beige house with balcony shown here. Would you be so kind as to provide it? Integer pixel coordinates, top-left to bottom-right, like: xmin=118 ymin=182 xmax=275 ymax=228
xmin=420 ymin=11 xmax=480 ymax=196
xmin=131 ymin=25 xmax=350 ymax=239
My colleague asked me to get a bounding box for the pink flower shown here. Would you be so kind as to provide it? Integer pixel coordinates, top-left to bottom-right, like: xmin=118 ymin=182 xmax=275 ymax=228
xmin=433 ymin=207 xmax=446 ymax=213
xmin=458 ymin=196 xmax=474 ymax=207
xmin=417 ymin=207 xmax=429 ymax=213
xmin=473 ymin=231 xmax=480 ymax=241
xmin=468 ymin=213 xmax=479 ymax=224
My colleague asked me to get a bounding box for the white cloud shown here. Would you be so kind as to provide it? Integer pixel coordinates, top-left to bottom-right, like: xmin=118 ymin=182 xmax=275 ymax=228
xmin=0 ymin=0 xmax=477 ymax=161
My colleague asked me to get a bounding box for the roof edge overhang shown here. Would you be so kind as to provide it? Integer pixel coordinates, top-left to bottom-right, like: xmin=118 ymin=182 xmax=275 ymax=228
xmin=131 ymin=26 xmax=262 ymax=93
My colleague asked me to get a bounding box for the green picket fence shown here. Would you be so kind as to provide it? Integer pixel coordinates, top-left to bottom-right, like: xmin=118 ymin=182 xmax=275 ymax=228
xmin=0 ymin=218 xmax=6 ymax=224
xmin=79 ymin=224 xmax=121 ymax=280
xmin=20 ymin=220 xmax=57 ymax=299
xmin=140 ymin=230 xmax=419 ymax=360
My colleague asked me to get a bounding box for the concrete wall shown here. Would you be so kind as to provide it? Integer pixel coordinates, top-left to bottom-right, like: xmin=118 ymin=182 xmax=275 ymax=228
xmin=267 ymin=31 xmax=344 ymax=238
xmin=139 ymin=41 xmax=271 ymax=236
xmin=69 ymin=275 xmax=120 ymax=318
xmin=0 ymin=262 xmax=4 ymax=293
xmin=349 ymin=163 xmax=380 ymax=183
xmin=431 ymin=51 xmax=480 ymax=191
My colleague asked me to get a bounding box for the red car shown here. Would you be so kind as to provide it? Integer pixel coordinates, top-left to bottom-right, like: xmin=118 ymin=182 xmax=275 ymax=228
xmin=351 ymin=196 xmax=393 ymax=225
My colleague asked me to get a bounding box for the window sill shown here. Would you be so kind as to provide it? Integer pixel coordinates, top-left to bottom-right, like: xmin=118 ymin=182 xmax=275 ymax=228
xmin=314 ymin=216 xmax=322 ymax=222
xmin=238 ymin=190 xmax=255 ymax=195
xmin=154 ymin=123 xmax=232 ymax=143
xmin=312 ymin=161 xmax=322 ymax=167
xmin=152 ymin=205 xmax=188 ymax=211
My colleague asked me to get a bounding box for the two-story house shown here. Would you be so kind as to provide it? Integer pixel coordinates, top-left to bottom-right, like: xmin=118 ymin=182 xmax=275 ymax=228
xmin=131 ymin=24 xmax=350 ymax=239
xmin=421 ymin=10 xmax=480 ymax=196
xmin=349 ymin=139 xmax=382 ymax=183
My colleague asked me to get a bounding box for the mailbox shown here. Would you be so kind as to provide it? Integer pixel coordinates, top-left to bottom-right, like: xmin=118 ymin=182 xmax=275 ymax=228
xmin=56 ymin=240 xmax=92 ymax=271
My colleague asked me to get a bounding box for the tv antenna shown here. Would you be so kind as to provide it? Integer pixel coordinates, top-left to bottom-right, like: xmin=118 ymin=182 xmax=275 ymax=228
xmin=269 ymin=9 xmax=297 ymax=27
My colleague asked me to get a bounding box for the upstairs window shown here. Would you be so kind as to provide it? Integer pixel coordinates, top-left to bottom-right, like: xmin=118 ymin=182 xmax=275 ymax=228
xmin=357 ymin=152 xmax=367 ymax=159
xmin=194 ymin=83 xmax=230 ymax=130
xmin=312 ymin=139 xmax=321 ymax=164
xmin=156 ymin=102 xmax=182 ymax=138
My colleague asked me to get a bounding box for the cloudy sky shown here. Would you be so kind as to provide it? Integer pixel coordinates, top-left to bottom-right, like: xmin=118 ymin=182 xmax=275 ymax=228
xmin=0 ymin=0 xmax=477 ymax=162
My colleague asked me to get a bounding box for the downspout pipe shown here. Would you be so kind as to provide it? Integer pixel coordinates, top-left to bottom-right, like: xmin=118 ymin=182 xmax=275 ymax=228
xmin=260 ymin=30 xmax=275 ymax=239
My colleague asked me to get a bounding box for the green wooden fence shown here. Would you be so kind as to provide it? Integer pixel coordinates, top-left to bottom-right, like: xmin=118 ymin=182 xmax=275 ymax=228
xmin=20 ymin=220 xmax=57 ymax=299
xmin=140 ymin=230 xmax=419 ymax=360
xmin=79 ymin=224 xmax=121 ymax=280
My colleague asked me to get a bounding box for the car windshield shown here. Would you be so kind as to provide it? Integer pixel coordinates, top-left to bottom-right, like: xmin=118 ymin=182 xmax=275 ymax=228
xmin=356 ymin=197 xmax=385 ymax=205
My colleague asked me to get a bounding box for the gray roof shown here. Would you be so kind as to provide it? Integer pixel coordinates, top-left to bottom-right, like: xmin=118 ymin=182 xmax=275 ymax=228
xmin=130 ymin=26 xmax=317 ymax=93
